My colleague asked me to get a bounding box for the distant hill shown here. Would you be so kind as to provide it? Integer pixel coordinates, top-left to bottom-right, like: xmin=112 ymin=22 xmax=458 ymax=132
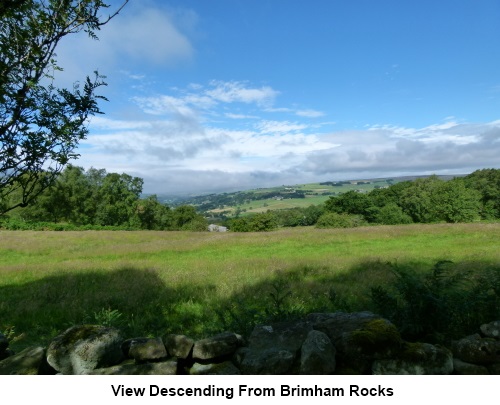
xmin=157 ymin=174 xmax=467 ymax=219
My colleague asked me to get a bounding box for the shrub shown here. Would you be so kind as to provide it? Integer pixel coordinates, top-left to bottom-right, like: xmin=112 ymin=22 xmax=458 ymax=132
xmin=373 ymin=203 xmax=413 ymax=225
xmin=315 ymin=212 xmax=365 ymax=228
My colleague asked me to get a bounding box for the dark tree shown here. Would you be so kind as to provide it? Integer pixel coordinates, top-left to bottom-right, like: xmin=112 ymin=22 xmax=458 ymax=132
xmin=0 ymin=0 xmax=128 ymax=214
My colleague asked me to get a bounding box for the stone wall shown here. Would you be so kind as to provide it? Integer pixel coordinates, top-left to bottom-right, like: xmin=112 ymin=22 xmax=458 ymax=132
xmin=1 ymin=311 xmax=499 ymax=375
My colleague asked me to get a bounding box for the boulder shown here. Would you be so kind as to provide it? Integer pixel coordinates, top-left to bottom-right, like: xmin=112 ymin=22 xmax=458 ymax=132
xmin=0 ymin=346 xmax=47 ymax=375
xmin=234 ymin=320 xmax=312 ymax=374
xmin=189 ymin=361 xmax=241 ymax=375
xmin=313 ymin=312 xmax=402 ymax=374
xmin=234 ymin=347 xmax=295 ymax=375
xmin=164 ymin=334 xmax=194 ymax=359
xmin=453 ymin=359 xmax=489 ymax=375
xmin=248 ymin=321 xmax=312 ymax=353
xmin=300 ymin=330 xmax=336 ymax=374
xmin=480 ymin=321 xmax=500 ymax=339
xmin=308 ymin=311 xmax=380 ymax=342
xmin=372 ymin=342 xmax=453 ymax=375
xmin=452 ymin=334 xmax=500 ymax=365
xmin=193 ymin=332 xmax=243 ymax=361
xmin=88 ymin=360 xmax=177 ymax=375
xmin=122 ymin=337 xmax=150 ymax=357
xmin=127 ymin=337 xmax=168 ymax=363
xmin=46 ymin=325 xmax=124 ymax=374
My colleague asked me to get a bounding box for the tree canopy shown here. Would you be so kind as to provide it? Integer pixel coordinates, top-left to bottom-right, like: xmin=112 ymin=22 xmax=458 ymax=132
xmin=0 ymin=0 xmax=128 ymax=214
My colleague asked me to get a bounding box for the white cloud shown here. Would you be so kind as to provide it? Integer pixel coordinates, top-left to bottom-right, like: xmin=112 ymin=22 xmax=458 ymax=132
xmin=53 ymin=4 xmax=197 ymax=86
xmin=205 ymin=81 xmax=279 ymax=106
xmin=225 ymin=113 xmax=260 ymax=119
xmin=296 ymin=109 xmax=325 ymax=118
xmin=301 ymin=121 xmax=500 ymax=178
xmin=255 ymin=120 xmax=309 ymax=134
xmin=80 ymin=77 xmax=500 ymax=195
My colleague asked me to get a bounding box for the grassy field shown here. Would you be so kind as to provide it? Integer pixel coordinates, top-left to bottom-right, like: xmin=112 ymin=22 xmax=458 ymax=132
xmin=225 ymin=195 xmax=330 ymax=214
xmin=1 ymin=222 xmax=500 ymax=350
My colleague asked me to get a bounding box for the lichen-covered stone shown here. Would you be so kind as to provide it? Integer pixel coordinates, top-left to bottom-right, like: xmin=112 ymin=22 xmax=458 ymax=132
xmin=453 ymin=359 xmax=489 ymax=375
xmin=88 ymin=360 xmax=177 ymax=375
xmin=122 ymin=337 xmax=150 ymax=358
xmin=320 ymin=315 xmax=402 ymax=374
xmin=163 ymin=334 xmax=194 ymax=359
xmin=193 ymin=332 xmax=242 ymax=360
xmin=47 ymin=325 xmax=124 ymax=374
xmin=300 ymin=330 xmax=336 ymax=374
xmin=248 ymin=321 xmax=312 ymax=353
xmin=127 ymin=337 xmax=168 ymax=362
xmin=372 ymin=342 xmax=453 ymax=375
xmin=452 ymin=334 xmax=500 ymax=365
xmin=308 ymin=311 xmax=380 ymax=343
xmin=235 ymin=347 xmax=295 ymax=375
xmin=480 ymin=321 xmax=500 ymax=339
xmin=189 ymin=361 xmax=241 ymax=375
xmin=0 ymin=346 xmax=46 ymax=375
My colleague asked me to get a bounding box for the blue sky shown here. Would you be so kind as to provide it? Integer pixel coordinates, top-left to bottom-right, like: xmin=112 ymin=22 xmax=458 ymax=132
xmin=56 ymin=0 xmax=500 ymax=195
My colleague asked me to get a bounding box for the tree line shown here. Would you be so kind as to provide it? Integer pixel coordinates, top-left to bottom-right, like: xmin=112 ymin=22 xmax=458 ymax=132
xmin=2 ymin=167 xmax=499 ymax=232
xmin=0 ymin=165 xmax=207 ymax=231
xmin=226 ymin=169 xmax=500 ymax=231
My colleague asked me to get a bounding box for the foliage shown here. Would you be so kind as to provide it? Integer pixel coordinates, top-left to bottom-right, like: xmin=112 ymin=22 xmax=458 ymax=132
xmin=315 ymin=212 xmax=365 ymax=228
xmin=463 ymin=168 xmax=500 ymax=219
xmin=4 ymin=165 xmax=207 ymax=230
xmin=372 ymin=203 xmax=413 ymax=225
xmin=0 ymin=0 xmax=128 ymax=214
xmin=229 ymin=212 xmax=277 ymax=232
xmin=324 ymin=190 xmax=372 ymax=216
xmin=371 ymin=260 xmax=500 ymax=343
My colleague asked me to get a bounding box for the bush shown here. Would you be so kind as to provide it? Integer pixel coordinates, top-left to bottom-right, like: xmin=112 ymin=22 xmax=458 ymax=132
xmin=229 ymin=212 xmax=277 ymax=232
xmin=373 ymin=203 xmax=413 ymax=225
xmin=315 ymin=212 xmax=365 ymax=228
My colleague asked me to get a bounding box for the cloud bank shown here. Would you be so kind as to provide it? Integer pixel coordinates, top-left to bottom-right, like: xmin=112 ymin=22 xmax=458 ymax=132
xmin=79 ymin=80 xmax=500 ymax=195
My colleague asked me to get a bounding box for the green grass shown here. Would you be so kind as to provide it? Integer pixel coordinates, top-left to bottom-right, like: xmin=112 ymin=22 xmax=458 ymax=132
xmin=1 ymin=223 xmax=500 ymax=350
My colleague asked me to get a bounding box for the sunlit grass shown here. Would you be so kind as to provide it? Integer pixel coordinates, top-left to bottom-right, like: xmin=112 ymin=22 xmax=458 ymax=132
xmin=1 ymin=223 xmax=499 ymax=350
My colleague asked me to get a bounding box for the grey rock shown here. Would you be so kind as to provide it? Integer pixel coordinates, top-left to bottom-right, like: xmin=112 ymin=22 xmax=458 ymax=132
xmin=453 ymin=359 xmax=489 ymax=375
xmin=193 ymin=332 xmax=242 ymax=360
xmin=248 ymin=320 xmax=312 ymax=353
xmin=452 ymin=334 xmax=500 ymax=365
xmin=235 ymin=347 xmax=295 ymax=375
xmin=47 ymin=325 xmax=124 ymax=374
xmin=300 ymin=330 xmax=336 ymax=374
xmin=233 ymin=320 xmax=313 ymax=375
xmin=122 ymin=337 xmax=150 ymax=357
xmin=480 ymin=321 xmax=500 ymax=339
xmin=310 ymin=311 xmax=383 ymax=344
xmin=0 ymin=346 xmax=46 ymax=375
xmin=313 ymin=312 xmax=402 ymax=374
xmin=163 ymin=334 xmax=194 ymax=359
xmin=128 ymin=337 xmax=168 ymax=362
xmin=372 ymin=343 xmax=453 ymax=375
xmin=88 ymin=360 xmax=177 ymax=375
xmin=189 ymin=361 xmax=241 ymax=375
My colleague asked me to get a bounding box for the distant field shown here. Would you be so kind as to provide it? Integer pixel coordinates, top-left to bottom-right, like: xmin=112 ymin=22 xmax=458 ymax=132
xmin=222 ymin=195 xmax=330 ymax=214
xmin=206 ymin=179 xmax=394 ymax=216
xmin=1 ymin=223 xmax=499 ymax=349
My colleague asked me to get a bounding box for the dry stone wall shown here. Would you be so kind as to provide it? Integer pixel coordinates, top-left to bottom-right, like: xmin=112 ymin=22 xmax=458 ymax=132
xmin=1 ymin=312 xmax=500 ymax=375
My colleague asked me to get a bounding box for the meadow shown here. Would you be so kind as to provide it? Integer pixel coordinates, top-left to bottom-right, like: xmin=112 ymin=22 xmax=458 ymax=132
xmin=1 ymin=222 xmax=500 ymax=350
